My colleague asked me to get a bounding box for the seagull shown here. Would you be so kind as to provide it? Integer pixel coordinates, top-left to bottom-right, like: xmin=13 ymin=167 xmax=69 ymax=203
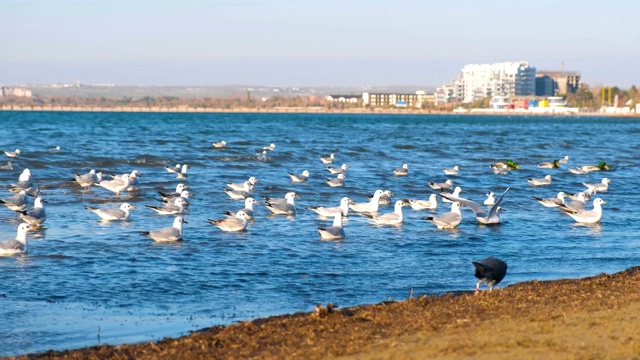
xmin=563 ymin=192 xmax=588 ymax=211
xmin=110 ymin=170 xmax=143 ymax=192
xmin=74 ymin=169 xmax=102 ymax=190
xmin=408 ymin=194 xmax=438 ymax=211
xmin=223 ymin=181 xmax=253 ymax=200
xmin=161 ymin=190 xmax=193 ymax=207
xmin=10 ymin=169 xmax=35 ymax=192
xmin=441 ymin=188 xmax=509 ymax=225
xmin=140 ymin=216 xmax=187 ymax=242
xmin=0 ymin=161 xmax=13 ymax=171
xmin=3 ymin=149 xmax=21 ymax=158
xmin=256 ymin=150 xmax=269 ymax=161
xmin=368 ymin=199 xmax=410 ymax=226
xmin=227 ymin=177 xmax=258 ymax=191
xmin=0 ymin=190 xmax=30 ymax=215
xmin=289 ymin=170 xmax=310 ymax=183
xmin=441 ymin=186 xmax=462 ymax=203
xmin=568 ymin=167 xmax=588 ymax=175
xmin=472 ymin=257 xmax=508 ymax=294
xmin=158 ymin=183 xmax=189 ymax=200
xmin=349 ymin=189 xmax=384 ymax=215
xmin=527 ymin=175 xmax=552 ymax=186
xmin=483 ymin=192 xmax=496 ymax=206
xmin=0 ymin=223 xmax=31 ymax=256
xmin=393 ymin=164 xmax=409 ymax=177
xmin=583 ymin=178 xmax=611 ymax=194
xmin=317 ymin=213 xmax=345 ymax=240
xmin=212 ymin=140 xmax=227 ymax=148
xmin=325 ymin=173 xmax=346 ymax=187
xmin=262 ymin=143 xmax=276 ymax=151
xmin=369 ymin=190 xmax=394 ymax=205
xmin=443 ymin=165 xmax=459 ymax=175
xmin=145 ymin=197 xmax=188 ymax=215
xmin=308 ymin=197 xmax=354 ymax=218
xmin=327 ymin=164 xmax=348 ymax=174
xmin=559 ymin=198 xmax=607 ymax=223
xmin=423 ymin=201 xmax=462 ymax=229
xmin=428 ymin=179 xmax=454 ymax=190
xmin=86 ymin=203 xmax=136 ymax=221
xmin=532 ymin=192 xmax=566 ymax=208
xmin=19 ymin=196 xmax=47 ymax=227
xmin=265 ymin=191 xmax=298 ymax=215
xmin=538 ymin=160 xmax=560 ymax=168
xmin=262 ymin=192 xmax=299 ymax=207
xmin=165 ymin=163 xmax=182 ymax=173
xmin=223 ymin=197 xmax=260 ymax=218
xmin=208 ymin=211 xmax=251 ymax=232
xmin=320 ymin=153 xmax=335 ymax=164
xmin=95 ymin=174 xmax=130 ymax=197
xmin=165 ymin=164 xmax=188 ymax=178
xmin=558 ymin=155 xmax=569 ymax=164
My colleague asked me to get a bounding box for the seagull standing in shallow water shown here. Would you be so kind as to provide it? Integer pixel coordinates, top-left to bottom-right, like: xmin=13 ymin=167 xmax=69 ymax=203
xmin=141 ymin=216 xmax=187 ymax=242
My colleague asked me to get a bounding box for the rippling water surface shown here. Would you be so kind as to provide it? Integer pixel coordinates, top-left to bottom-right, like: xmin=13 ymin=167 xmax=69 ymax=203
xmin=0 ymin=112 xmax=638 ymax=356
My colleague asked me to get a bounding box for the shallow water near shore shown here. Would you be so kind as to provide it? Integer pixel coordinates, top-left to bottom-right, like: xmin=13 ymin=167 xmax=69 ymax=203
xmin=0 ymin=112 xmax=638 ymax=356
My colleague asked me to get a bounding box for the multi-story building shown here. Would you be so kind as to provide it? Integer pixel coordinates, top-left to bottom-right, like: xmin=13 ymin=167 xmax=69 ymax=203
xmin=436 ymin=61 xmax=536 ymax=104
xmin=535 ymin=71 xmax=581 ymax=96
xmin=362 ymin=91 xmax=432 ymax=108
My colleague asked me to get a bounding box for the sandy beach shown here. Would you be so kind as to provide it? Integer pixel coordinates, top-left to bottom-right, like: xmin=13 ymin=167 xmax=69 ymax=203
xmin=10 ymin=266 xmax=639 ymax=359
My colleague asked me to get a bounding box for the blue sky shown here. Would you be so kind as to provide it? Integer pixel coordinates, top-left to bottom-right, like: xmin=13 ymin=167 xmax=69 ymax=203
xmin=1 ymin=0 xmax=639 ymax=88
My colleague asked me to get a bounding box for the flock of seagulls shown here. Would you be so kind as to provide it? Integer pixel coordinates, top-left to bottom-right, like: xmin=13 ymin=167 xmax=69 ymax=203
xmin=0 ymin=143 xmax=613 ymax=293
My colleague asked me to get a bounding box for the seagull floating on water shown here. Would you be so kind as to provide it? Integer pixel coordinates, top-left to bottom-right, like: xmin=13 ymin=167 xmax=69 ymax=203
xmin=442 ymin=165 xmax=459 ymax=175
xmin=325 ymin=173 xmax=345 ymax=187
xmin=3 ymin=149 xmax=21 ymax=158
xmin=560 ymin=198 xmax=606 ymax=224
xmin=393 ymin=164 xmax=409 ymax=177
xmin=288 ymin=170 xmax=310 ymax=183
xmin=208 ymin=211 xmax=251 ymax=232
xmin=532 ymin=192 xmax=566 ymax=208
xmin=0 ymin=223 xmax=31 ymax=256
xmin=320 ymin=153 xmax=335 ymax=164
xmin=368 ymin=199 xmax=410 ymax=226
xmin=527 ymin=175 xmax=552 ymax=186
xmin=140 ymin=216 xmax=187 ymax=242
xmin=408 ymin=194 xmax=438 ymax=211
xmin=583 ymin=178 xmax=611 ymax=194
xmin=86 ymin=203 xmax=136 ymax=221
xmin=423 ymin=201 xmax=462 ymax=229
xmin=265 ymin=192 xmax=299 ymax=215
xmin=327 ymin=164 xmax=348 ymax=175
xmin=308 ymin=197 xmax=354 ymax=218
xmin=212 ymin=140 xmax=227 ymax=148
xmin=19 ymin=196 xmax=47 ymax=227
xmin=317 ymin=213 xmax=346 ymax=240
xmin=428 ymin=179 xmax=454 ymax=190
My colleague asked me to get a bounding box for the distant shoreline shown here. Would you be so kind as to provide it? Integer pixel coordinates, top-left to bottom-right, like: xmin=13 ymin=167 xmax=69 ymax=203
xmin=1 ymin=104 xmax=638 ymax=117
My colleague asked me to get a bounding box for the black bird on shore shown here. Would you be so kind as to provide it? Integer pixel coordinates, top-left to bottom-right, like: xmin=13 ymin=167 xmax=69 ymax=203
xmin=472 ymin=257 xmax=507 ymax=294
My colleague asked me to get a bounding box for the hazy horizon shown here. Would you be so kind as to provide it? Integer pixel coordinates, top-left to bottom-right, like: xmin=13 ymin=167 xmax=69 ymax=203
xmin=2 ymin=0 xmax=639 ymax=88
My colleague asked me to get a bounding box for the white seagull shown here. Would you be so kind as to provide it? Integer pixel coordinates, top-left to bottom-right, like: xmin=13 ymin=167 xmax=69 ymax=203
xmin=484 ymin=192 xmax=496 ymax=206
xmin=441 ymin=186 xmax=462 ymax=203
xmin=86 ymin=203 xmax=137 ymax=221
xmin=95 ymin=174 xmax=130 ymax=198
xmin=408 ymin=194 xmax=438 ymax=211
xmin=74 ymin=169 xmax=102 ymax=190
xmin=158 ymin=183 xmax=189 ymax=200
xmin=308 ymin=197 xmax=354 ymax=218
xmin=327 ymin=164 xmax=348 ymax=174
xmin=443 ymin=165 xmax=459 ymax=175
xmin=368 ymin=199 xmax=410 ymax=226
xmin=0 ymin=190 xmax=30 ymax=215
xmin=262 ymin=143 xmax=276 ymax=151
xmin=0 ymin=223 xmax=31 ymax=255
xmin=583 ymin=178 xmax=611 ymax=194
xmin=208 ymin=211 xmax=251 ymax=232
xmin=289 ymin=170 xmax=310 ymax=183
xmin=527 ymin=175 xmax=552 ymax=186
xmin=428 ymin=179 xmax=454 ymax=190
xmin=393 ymin=164 xmax=409 ymax=177
xmin=145 ymin=197 xmax=188 ymax=215
xmin=223 ymin=181 xmax=253 ymax=200
xmin=19 ymin=196 xmax=47 ymax=227
xmin=317 ymin=213 xmax=345 ymax=240
xmin=265 ymin=192 xmax=298 ymax=215
xmin=560 ymin=198 xmax=607 ymax=224
xmin=3 ymin=149 xmax=21 ymax=158
xmin=212 ymin=140 xmax=227 ymax=148
xmin=140 ymin=216 xmax=187 ymax=242
xmin=349 ymin=190 xmax=384 ymax=215
xmin=226 ymin=177 xmax=258 ymax=191
xmin=441 ymin=188 xmax=510 ymax=225
xmin=532 ymin=192 xmax=566 ymax=208
xmin=320 ymin=153 xmax=335 ymax=164
xmin=325 ymin=173 xmax=346 ymax=187
xmin=423 ymin=201 xmax=462 ymax=229
xmin=224 ymin=197 xmax=260 ymax=218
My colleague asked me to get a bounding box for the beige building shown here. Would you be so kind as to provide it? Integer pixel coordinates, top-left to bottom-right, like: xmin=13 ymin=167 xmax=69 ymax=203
xmin=535 ymin=71 xmax=581 ymax=95
xmin=363 ymin=91 xmax=433 ymax=108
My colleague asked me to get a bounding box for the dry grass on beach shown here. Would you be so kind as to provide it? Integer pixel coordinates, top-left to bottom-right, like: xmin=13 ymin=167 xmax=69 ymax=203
xmin=14 ymin=266 xmax=640 ymax=360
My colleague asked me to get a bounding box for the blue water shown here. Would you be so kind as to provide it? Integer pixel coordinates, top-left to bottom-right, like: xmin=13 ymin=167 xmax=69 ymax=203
xmin=0 ymin=112 xmax=638 ymax=356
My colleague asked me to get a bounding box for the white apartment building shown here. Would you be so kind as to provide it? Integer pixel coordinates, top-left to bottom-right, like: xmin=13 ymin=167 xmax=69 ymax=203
xmin=437 ymin=61 xmax=536 ymax=104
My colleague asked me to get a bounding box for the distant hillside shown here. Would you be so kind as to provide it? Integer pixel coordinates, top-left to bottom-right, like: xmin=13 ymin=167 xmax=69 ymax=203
xmin=20 ymin=84 xmax=436 ymax=99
